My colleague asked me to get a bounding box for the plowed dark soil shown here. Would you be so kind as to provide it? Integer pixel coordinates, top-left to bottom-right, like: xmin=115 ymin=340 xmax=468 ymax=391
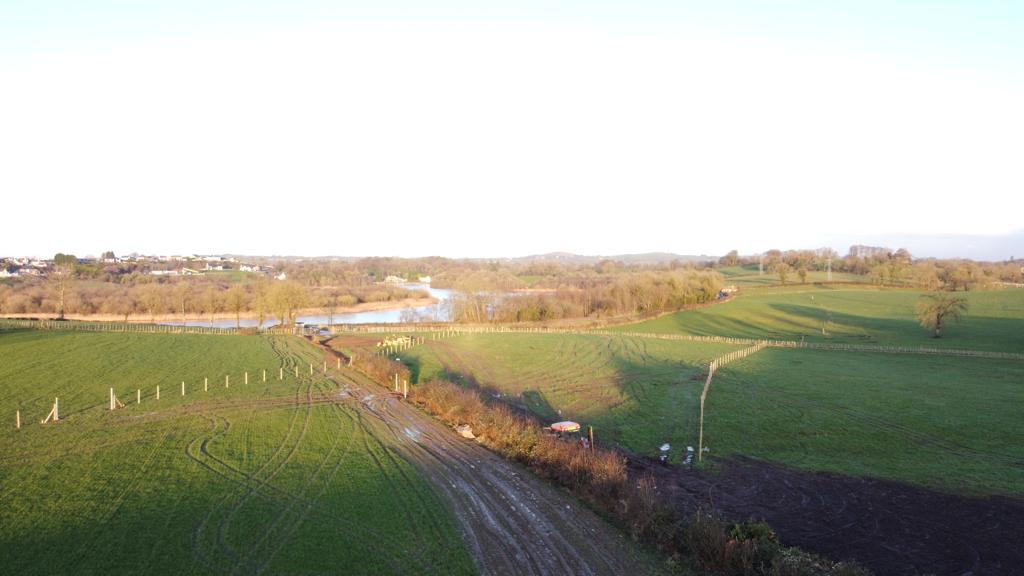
xmin=631 ymin=455 xmax=1024 ymax=576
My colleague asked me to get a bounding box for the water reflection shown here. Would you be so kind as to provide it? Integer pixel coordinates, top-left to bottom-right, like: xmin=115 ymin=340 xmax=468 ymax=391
xmin=161 ymin=284 xmax=453 ymax=328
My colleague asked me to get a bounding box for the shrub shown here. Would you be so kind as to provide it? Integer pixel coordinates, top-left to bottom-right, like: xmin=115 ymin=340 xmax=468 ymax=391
xmin=371 ymin=375 xmax=873 ymax=576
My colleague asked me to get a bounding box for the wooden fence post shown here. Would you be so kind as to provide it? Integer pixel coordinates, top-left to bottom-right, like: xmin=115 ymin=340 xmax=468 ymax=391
xmin=137 ymin=389 xmax=141 ymax=404
xmin=204 ymin=378 xmax=208 ymax=392
xmin=225 ymin=375 xmax=230 ymax=388
xmin=280 ymin=367 xmax=284 ymax=380
xmin=263 ymin=369 xmax=267 ymax=382
xmin=182 ymin=381 xmax=185 ymax=396
xmin=16 ymin=410 xmax=21 ymax=429
xmin=245 ymin=372 xmax=249 ymax=385
xmin=156 ymin=386 xmax=160 ymax=400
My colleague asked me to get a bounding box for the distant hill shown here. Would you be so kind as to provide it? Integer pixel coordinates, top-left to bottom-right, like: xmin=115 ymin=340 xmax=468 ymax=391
xmin=504 ymin=252 xmax=716 ymax=266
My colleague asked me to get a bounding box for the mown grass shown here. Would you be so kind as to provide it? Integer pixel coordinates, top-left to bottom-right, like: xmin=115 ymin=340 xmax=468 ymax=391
xmin=703 ymin=348 xmax=1024 ymax=497
xmin=616 ymin=285 xmax=1024 ymax=353
xmin=0 ymin=330 xmax=473 ymax=575
xmin=401 ymin=332 xmax=741 ymax=460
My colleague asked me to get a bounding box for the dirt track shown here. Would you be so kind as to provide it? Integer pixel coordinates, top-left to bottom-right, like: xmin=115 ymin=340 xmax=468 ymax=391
xmin=632 ymin=455 xmax=1024 ymax=576
xmin=328 ymin=366 xmax=657 ymax=575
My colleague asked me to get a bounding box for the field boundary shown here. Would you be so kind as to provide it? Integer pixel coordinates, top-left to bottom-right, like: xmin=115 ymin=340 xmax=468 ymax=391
xmin=0 ymin=319 xmax=311 ymax=337
xmin=698 ymin=342 xmax=769 ymax=461
xmin=0 ymin=318 xmax=238 ymax=336
xmin=338 ymin=324 xmax=1024 ymax=361
xmin=5 ymin=317 xmax=1020 ymax=360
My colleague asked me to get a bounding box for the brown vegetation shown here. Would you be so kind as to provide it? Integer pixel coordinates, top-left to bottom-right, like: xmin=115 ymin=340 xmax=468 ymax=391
xmin=407 ymin=379 xmax=870 ymax=576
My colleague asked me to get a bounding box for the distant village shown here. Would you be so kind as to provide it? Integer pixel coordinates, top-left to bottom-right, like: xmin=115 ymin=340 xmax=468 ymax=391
xmin=0 ymin=254 xmax=288 ymax=280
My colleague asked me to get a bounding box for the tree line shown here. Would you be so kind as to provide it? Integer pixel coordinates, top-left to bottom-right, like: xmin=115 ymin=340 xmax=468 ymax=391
xmin=0 ymin=276 xmax=427 ymax=327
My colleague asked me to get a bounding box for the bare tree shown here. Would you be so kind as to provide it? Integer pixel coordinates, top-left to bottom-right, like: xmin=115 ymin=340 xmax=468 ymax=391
xmin=139 ymin=284 xmax=165 ymax=323
xmin=916 ymin=292 xmax=968 ymax=338
xmin=173 ymin=282 xmax=192 ymax=324
xmin=50 ymin=263 xmax=74 ymax=320
xmin=225 ymin=285 xmax=247 ymax=328
xmin=253 ymin=278 xmax=269 ymax=329
xmin=324 ymin=288 xmax=341 ymax=326
xmin=269 ymin=281 xmax=308 ymax=326
xmin=202 ymin=287 xmax=222 ymax=327
xmin=773 ymin=262 xmax=791 ymax=285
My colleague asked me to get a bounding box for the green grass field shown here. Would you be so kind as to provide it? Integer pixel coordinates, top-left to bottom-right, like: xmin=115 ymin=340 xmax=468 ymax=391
xmin=717 ymin=265 xmax=866 ymax=286
xmin=617 ymin=285 xmax=1024 ymax=353
xmin=0 ymin=330 xmax=473 ymax=575
xmin=389 ymin=285 xmax=1024 ymax=496
xmin=704 ymin=348 xmax=1024 ymax=497
xmin=402 ymin=333 xmax=741 ymax=459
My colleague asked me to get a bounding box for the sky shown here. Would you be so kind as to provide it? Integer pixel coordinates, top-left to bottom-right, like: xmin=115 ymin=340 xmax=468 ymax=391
xmin=1 ymin=1 xmax=1022 ymax=260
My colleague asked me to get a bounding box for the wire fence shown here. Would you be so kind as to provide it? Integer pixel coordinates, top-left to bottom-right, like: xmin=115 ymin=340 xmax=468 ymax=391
xmin=337 ymin=324 xmax=1024 ymax=361
xmin=0 ymin=318 xmax=237 ymax=336
xmin=4 ymin=318 xmax=1021 ymax=361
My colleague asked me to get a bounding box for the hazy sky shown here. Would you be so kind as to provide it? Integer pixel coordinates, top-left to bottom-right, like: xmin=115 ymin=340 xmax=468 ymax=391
xmin=2 ymin=1 xmax=1022 ymax=259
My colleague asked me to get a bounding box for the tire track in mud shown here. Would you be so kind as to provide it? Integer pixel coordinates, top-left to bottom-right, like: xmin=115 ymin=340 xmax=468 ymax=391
xmin=215 ymin=375 xmax=314 ymax=570
xmin=190 ymin=337 xmax=316 ymax=573
xmin=182 ymin=402 xmax=443 ymax=575
xmin=329 ymin=366 xmax=650 ymax=576
xmin=188 ymin=340 xmax=456 ymax=575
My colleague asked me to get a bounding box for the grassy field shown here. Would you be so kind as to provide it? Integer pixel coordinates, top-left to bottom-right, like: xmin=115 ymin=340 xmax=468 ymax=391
xmin=398 ymin=332 xmax=741 ymax=459
xmin=0 ymin=330 xmax=474 ymax=575
xmin=704 ymin=348 xmax=1024 ymax=497
xmin=617 ymin=285 xmax=1024 ymax=353
xmin=717 ymin=265 xmax=866 ymax=286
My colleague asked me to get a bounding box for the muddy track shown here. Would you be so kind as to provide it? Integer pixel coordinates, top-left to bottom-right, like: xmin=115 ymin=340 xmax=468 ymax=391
xmin=327 ymin=366 xmax=648 ymax=576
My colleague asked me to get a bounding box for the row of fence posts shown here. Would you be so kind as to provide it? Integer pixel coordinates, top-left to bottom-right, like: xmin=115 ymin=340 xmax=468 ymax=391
xmin=7 ymin=317 xmax=1022 ymax=361
xmin=11 ymin=361 xmax=341 ymax=430
xmin=0 ymin=319 xmax=234 ymax=336
xmin=8 ymin=315 xmax=1024 ymax=360
xmin=378 ymin=335 xmax=430 ymax=356
xmin=698 ymin=342 xmax=768 ymax=462
xmin=349 ymin=324 xmax=1024 ymax=361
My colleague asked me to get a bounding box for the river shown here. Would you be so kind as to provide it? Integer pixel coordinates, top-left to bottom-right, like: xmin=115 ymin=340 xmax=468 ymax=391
xmin=161 ymin=284 xmax=453 ymax=328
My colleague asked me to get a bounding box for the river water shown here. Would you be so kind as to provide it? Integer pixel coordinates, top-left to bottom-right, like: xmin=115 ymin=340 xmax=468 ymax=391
xmin=161 ymin=284 xmax=453 ymax=328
